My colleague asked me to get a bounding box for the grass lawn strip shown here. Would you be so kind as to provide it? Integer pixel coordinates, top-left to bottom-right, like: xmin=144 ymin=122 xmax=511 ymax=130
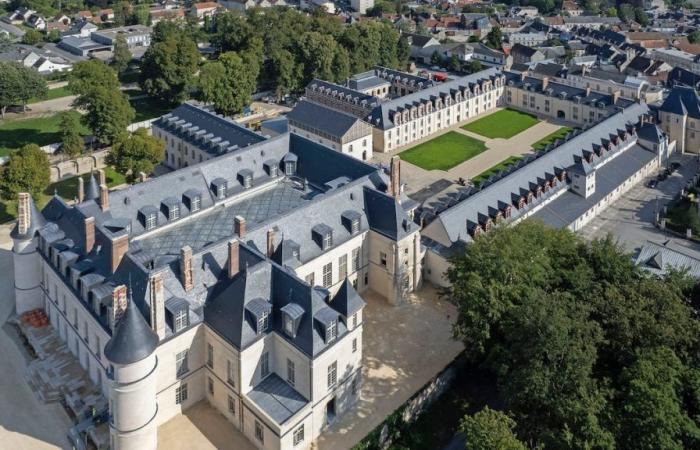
xmin=531 ymin=127 xmax=574 ymax=152
xmin=0 ymin=113 xmax=91 ymax=157
xmin=461 ymin=109 xmax=540 ymax=139
xmin=0 ymin=167 xmax=127 ymax=224
xmin=471 ymin=155 xmax=523 ymax=185
xmin=398 ymin=131 xmax=487 ymax=171
xmin=29 ymin=86 xmax=72 ymax=104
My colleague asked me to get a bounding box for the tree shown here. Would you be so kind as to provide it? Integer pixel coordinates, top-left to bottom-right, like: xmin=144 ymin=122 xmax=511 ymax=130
xmin=140 ymin=29 xmax=200 ymax=104
xmin=486 ymin=26 xmax=502 ymax=49
xmin=431 ymin=50 xmax=443 ymax=66
xmin=448 ymin=54 xmax=461 ymax=72
xmin=634 ymin=7 xmax=650 ymax=26
xmin=689 ymin=30 xmax=700 ymax=44
xmin=112 ymin=35 xmax=132 ymax=74
xmin=618 ymin=3 xmax=635 ymax=22
xmin=81 ymin=87 xmax=135 ymax=145
xmin=68 ymin=60 xmax=120 ymax=100
xmin=468 ymin=35 xmax=481 ymax=43
xmin=107 ymin=128 xmax=165 ymax=182
xmin=21 ymin=29 xmax=42 ymax=45
xmin=0 ymin=61 xmax=48 ymax=113
xmin=0 ymin=33 xmax=13 ymax=52
xmin=58 ymin=111 xmax=84 ymax=159
xmin=460 ymin=408 xmax=526 ymax=450
xmin=466 ymin=59 xmax=483 ymax=74
xmin=132 ymin=4 xmax=150 ymax=25
xmin=198 ymin=50 xmax=259 ymax=115
xmin=605 ymin=7 xmax=618 ymax=17
xmin=0 ymin=144 xmax=50 ymax=200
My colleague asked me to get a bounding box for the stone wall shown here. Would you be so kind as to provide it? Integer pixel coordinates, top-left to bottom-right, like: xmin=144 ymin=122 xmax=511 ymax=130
xmin=49 ymin=150 xmax=109 ymax=182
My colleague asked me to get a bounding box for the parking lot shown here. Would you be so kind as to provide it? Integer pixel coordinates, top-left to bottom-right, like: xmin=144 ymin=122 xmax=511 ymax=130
xmin=579 ymin=154 xmax=700 ymax=252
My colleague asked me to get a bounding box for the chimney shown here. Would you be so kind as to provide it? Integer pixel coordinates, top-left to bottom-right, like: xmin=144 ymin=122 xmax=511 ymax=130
xmin=109 ymin=284 xmax=127 ymax=331
xmin=180 ymin=246 xmax=193 ymax=292
xmin=17 ymin=192 xmax=30 ymax=235
xmin=84 ymin=216 xmax=95 ymax=254
xmin=149 ymin=272 xmax=165 ymax=339
xmin=234 ymin=216 xmax=246 ymax=238
xmin=78 ymin=177 xmax=85 ymax=203
xmin=97 ymin=168 xmax=106 ymax=186
xmin=612 ymin=90 xmax=621 ymax=105
xmin=99 ymin=184 xmax=109 ymax=211
xmin=390 ymin=155 xmax=401 ymax=202
xmin=111 ymin=234 xmax=129 ymax=273
xmin=585 ymin=86 xmax=591 ymax=96
xmin=228 ymin=240 xmax=240 ymax=279
xmin=520 ymin=70 xmax=527 ymax=81
xmin=266 ymin=229 xmax=275 ymax=258
xmin=542 ymin=76 xmax=549 ymax=90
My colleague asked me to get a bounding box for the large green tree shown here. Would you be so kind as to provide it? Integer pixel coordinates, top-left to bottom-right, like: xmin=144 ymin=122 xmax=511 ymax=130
xmin=460 ymin=408 xmax=526 ymax=450
xmin=198 ymin=50 xmax=259 ymax=115
xmin=0 ymin=61 xmax=47 ymax=114
xmin=112 ymin=35 xmax=132 ymax=74
xmin=58 ymin=111 xmax=84 ymax=159
xmin=107 ymin=128 xmax=165 ymax=182
xmin=0 ymin=144 xmax=50 ymax=200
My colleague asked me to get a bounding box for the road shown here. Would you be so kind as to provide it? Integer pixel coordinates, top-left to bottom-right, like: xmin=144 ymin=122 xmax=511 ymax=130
xmin=0 ymin=228 xmax=73 ymax=450
xmin=579 ymin=154 xmax=700 ymax=253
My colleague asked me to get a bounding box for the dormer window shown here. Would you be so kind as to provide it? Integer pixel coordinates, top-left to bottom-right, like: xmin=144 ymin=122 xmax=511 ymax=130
xmin=139 ymin=206 xmax=159 ymax=231
xmin=169 ymin=204 xmax=180 ymax=220
xmin=326 ymin=320 xmax=337 ymax=343
xmin=283 ymin=153 xmax=298 ymax=176
xmin=351 ymin=218 xmax=360 ymax=234
xmin=264 ymin=160 xmax=279 ymax=177
xmin=324 ymin=232 xmax=333 ymax=249
xmin=284 ymin=314 xmax=294 ymax=335
xmin=258 ymin=310 xmax=269 ymax=333
xmin=342 ymin=210 xmax=362 ymax=235
xmin=281 ymin=303 xmax=304 ymax=338
xmin=312 ymin=224 xmax=333 ymax=250
xmin=191 ymin=195 xmax=200 ymax=212
xmin=247 ymin=298 xmax=272 ymax=335
xmin=146 ymin=213 xmax=156 ymax=229
xmin=238 ymin=169 xmax=253 ymax=189
xmin=211 ymin=178 xmax=227 ymax=199
xmin=183 ymin=189 xmax=201 ymax=213
xmin=165 ymin=297 xmax=190 ymax=333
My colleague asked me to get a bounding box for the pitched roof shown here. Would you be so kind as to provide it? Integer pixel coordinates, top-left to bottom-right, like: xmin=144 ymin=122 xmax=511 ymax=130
xmin=660 ymin=86 xmax=700 ymax=119
xmin=287 ymin=100 xmax=369 ymax=139
xmin=104 ymin=296 xmax=159 ymax=365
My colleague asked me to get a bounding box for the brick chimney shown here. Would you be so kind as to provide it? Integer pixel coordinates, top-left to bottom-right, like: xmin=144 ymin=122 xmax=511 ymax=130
xmin=266 ymin=229 xmax=275 ymax=258
xmin=111 ymin=234 xmax=129 ymax=273
xmin=585 ymin=86 xmax=591 ymax=97
xmin=390 ymin=155 xmax=401 ymax=202
xmin=542 ymin=76 xmax=549 ymax=91
xmin=612 ymin=90 xmax=621 ymax=105
xmin=84 ymin=216 xmax=95 ymax=254
xmin=180 ymin=246 xmax=193 ymax=292
xmin=149 ymin=272 xmax=165 ymax=339
xmin=99 ymin=184 xmax=109 ymax=211
xmin=109 ymin=284 xmax=127 ymax=331
xmin=17 ymin=192 xmax=30 ymax=235
xmin=234 ymin=216 xmax=246 ymax=237
xmin=228 ymin=240 xmax=240 ymax=279
xmin=78 ymin=177 xmax=85 ymax=203
xmin=97 ymin=168 xmax=106 ymax=186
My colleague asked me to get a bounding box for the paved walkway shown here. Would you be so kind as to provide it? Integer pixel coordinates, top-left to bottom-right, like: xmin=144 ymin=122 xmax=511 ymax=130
xmin=0 ymin=229 xmax=73 ymax=450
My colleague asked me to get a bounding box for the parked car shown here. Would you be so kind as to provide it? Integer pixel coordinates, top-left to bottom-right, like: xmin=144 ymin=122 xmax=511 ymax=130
xmin=647 ymin=179 xmax=658 ymax=188
xmin=657 ymin=172 xmax=668 ymax=181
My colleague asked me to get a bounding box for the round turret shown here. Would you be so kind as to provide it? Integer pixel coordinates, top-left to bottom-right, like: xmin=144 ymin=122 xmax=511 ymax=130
xmin=12 ymin=193 xmax=46 ymax=315
xmin=105 ymin=300 xmax=159 ymax=450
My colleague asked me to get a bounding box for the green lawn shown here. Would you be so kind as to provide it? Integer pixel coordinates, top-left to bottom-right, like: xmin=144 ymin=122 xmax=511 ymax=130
xmin=0 ymin=113 xmax=90 ymax=157
xmin=398 ymin=132 xmax=487 ymax=171
xmin=462 ymin=109 xmax=540 ymax=139
xmin=531 ymin=127 xmax=574 ymax=152
xmin=29 ymin=86 xmax=72 ymax=104
xmin=0 ymin=167 xmax=127 ymax=224
xmin=471 ymin=155 xmax=523 ymax=186
xmin=130 ymin=97 xmax=173 ymax=123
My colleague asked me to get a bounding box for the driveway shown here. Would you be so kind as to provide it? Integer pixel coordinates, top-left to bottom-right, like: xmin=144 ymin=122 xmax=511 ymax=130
xmin=579 ymin=154 xmax=700 ymax=253
xmin=0 ymin=228 xmax=73 ymax=450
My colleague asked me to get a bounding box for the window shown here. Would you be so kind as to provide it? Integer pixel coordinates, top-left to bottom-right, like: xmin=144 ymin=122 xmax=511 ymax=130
xmin=169 ymin=205 xmax=180 ymax=221
xmin=352 ymin=338 xmax=357 ymax=353
xmin=287 ymin=358 xmax=295 ymax=386
xmin=208 ymin=377 xmax=214 ymax=395
xmin=352 ymin=377 xmax=358 ymax=395
xmin=227 ymin=360 xmax=235 ymax=386
xmin=217 ymin=184 xmax=226 ymax=199
xmin=269 ymin=165 xmax=278 ymax=177
xmin=352 ymin=313 xmax=357 ymax=328
xmin=293 ymin=425 xmax=305 ymax=446
xmin=261 ymin=352 xmax=270 ymax=378
xmin=228 ymin=395 xmax=236 ymax=415
xmin=284 ymin=314 xmax=294 ymax=335
xmin=207 ymin=343 xmax=214 ymax=368
xmin=145 ymin=213 xmax=157 ymax=230
xmin=258 ymin=311 xmax=269 ymax=333
xmin=176 ymin=383 xmax=188 ymax=404
xmin=176 ymin=350 xmax=189 ymax=377
xmin=327 ymin=361 xmax=337 ymax=388
xmin=338 ymin=254 xmax=347 ymax=280
xmin=380 ymin=252 xmax=387 ymax=267
xmin=322 ymin=262 xmax=332 ymax=288
xmin=327 ymin=320 xmax=337 ymax=343
xmin=174 ymin=309 xmax=188 ymax=331
xmin=255 ymin=421 xmax=264 ymax=443
xmin=323 ymin=232 xmax=333 ymax=249
xmin=305 ymin=273 xmax=315 ymax=286
xmin=351 ymin=218 xmax=360 ymax=234
xmin=191 ymin=195 xmax=201 ymax=212
xmin=352 ymin=248 xmax=360 ymax=271
xmin=95 ymin=335 xmax=101 ymax=358
xmin=285 ymin=161 xmax=296 ymax=175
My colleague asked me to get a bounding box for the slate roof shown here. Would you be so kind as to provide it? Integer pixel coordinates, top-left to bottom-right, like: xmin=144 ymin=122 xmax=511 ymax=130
xmin=634 ymin=241 xmax=700 ymax=278
xmin=660 ymin=86 xmax=700 ymax=119
xmin=11 ymin=195 xmax=46 ymax=239
xmin=511 ymin=43 xmax=539 ymax=58
xmin=104 ymin=296 xmax=159 ymax=365
xmin=153 ymin=102 xmax=266 ymax=157
xmin=247 ymin=374 xmax=308 ymax=424
xmin=668 ymin=67 xmax=700 ymax=89
xmin=287 ymin=100 xmax=370 ymax=140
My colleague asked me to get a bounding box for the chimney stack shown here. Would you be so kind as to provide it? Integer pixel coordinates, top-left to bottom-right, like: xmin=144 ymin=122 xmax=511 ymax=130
xmin=228 ymin=240 xmax=240 ymax=279
xmin=612 ymin=90 xmax=621 ymax=105
xmin=109 ymin=284 xmax=128 ymax=331
xmin=542 ymin=76 xmax=549 ymax=91
xmin=149 ymin=272 xmax=165 ymax=339
xmin=84 ymin=216 xmax=95 ymax=254
xmin=585 ymin=86 xmax=591 ymax=97
xmin=266 ymin=229 xmax=275 ymax=258
xmin=180 ymin=246 xmax=193 ymax=292
xmin=17 ymin=192 xmax=30 ymax=235
xmin=97 ymin=169 xmax=106 ymax=186
xmin=99 ymin=184 xmax=109 ymax=211
xmin=111 ymin=234 xmax=129 ymax=273
xmin=390 ymin=155 xmax=401 ymax=202
xmin=234 ymin=216 xmax=246 ymax=237
xmin=78 ymin=177 xmax=85 ymax=203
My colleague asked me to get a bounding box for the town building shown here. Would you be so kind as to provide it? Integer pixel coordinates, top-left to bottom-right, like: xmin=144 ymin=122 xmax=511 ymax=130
xmin=351 ymin=0 xmax=373 ymax=14
xmin=658 ymin=86 xmax=700 ymax=154
xmin=652 ymin=47 xmax=700 ymax=75
xmin=509 ymin=43 xmax=545 ymax=65
xmin=189 ymin=2 xmax=220 ymax=23
xmin=559 ymin=66 xmax=663 ymax=103
xmin=12 ymin=130 xmax=421 ymax=450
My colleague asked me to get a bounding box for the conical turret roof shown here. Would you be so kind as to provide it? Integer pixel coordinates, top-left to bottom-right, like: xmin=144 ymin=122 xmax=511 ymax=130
xmin=104 ymin=296 xmax=159 ymax=365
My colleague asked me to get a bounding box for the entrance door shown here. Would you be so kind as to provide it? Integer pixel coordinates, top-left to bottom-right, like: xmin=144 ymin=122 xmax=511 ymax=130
xmin=326 ymin=397 xmax=336 ymax=425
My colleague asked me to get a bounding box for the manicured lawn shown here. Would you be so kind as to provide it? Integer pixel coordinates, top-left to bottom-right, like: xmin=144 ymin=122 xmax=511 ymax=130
xmin=0 ymin=113 xmax=90 ymax=157
xmin=531 ymin=126 xmax=574 ymax=152
xmin=0 ymin=167 xmax=127 ymax=224
xmin=462 ymin=109 xmax=540 ymax=139
xmin=29 ymin=86 xmax=73 ymax=104
xmin=398 ymin=132 xmax=487 ymax=171
xmin=471 ymin=155 xmax=523 ymax=186
xmin=131 ymin=97 xmax=173 ymax=123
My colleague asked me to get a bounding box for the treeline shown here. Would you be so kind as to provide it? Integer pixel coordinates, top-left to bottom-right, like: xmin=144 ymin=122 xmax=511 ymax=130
xmin=138 ymin=8 xmax=410 ymax=115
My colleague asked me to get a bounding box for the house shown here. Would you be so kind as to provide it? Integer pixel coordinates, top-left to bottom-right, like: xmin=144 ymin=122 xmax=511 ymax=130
xmin=149 ymin=7 xmax=186 ymax=24
xmin=652 ymin=47 xmax=700 ymax=75
xmin=0 ymin=44 xmax=74 ymax=73
xmin=7 ymin=7 xmax=35 ymax=24
xmin=562 ymin=0 xmax=583 ymax=16
xmin=63 ymin=19 xmax=98 ymax=38
xmin=658 ymin=86 xmax=700 ymax=153
xmin=189 ymin=2 xmax=220 ymax=22
xmin=351 ymin=0 xmax=374 ymax=14
xmin=510 ymin=43 xmax=545 ymax=65
xmin=25 ymin=14 xmax=46 ymax=30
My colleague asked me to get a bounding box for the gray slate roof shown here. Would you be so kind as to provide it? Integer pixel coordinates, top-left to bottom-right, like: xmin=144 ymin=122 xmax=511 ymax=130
xmin=634 ymin=241 xmax=700 ymax=278
xmin=247 ymin=373 xmax=308 ymax=424
xmin=660 ymin=86 xmax=700 ymax=119
xmin=287 ymin=100 xmax=370 ymax=140
xmin=104 ymin=297 xmax=159 ymax=365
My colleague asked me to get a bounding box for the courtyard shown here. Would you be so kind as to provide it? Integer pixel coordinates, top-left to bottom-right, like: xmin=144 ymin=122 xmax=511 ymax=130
xmin=461 ymin=109 xmax=540 ymax=139
xmin=398 ymin=131 xmax=487 ymax=171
